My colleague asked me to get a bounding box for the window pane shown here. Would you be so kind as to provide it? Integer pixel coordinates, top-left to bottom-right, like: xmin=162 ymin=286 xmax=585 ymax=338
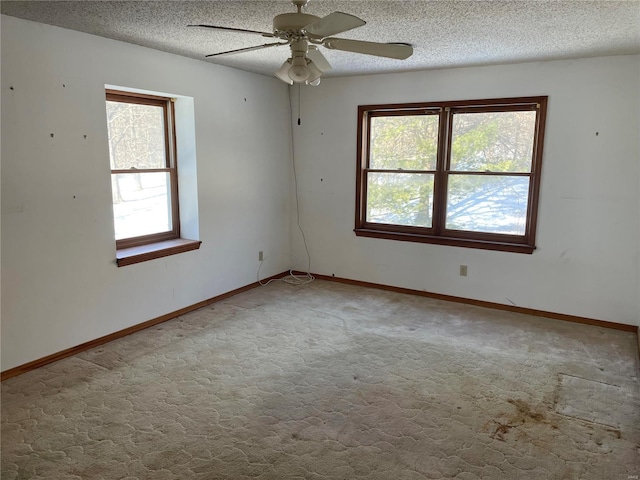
xmin=367 ymin=173 xmax=434 ymax=227
xmin=450 ymin=111 xmax=536 ymax=172
xmin=106 ymin=101 xmax=166 ymax=170
xmin=446 ymin=175 xmax=529 ymax=235
xmin=111 ymin=172 xmax=172 ymax=240
xmin=370 ymin=115 xmax=438 ymax=170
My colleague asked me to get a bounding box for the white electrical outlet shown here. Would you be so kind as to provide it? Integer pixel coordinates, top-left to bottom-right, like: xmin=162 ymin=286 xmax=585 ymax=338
xmin=459 ymin=265 xmax=468 ymax=276
xmin=258 ymin=251 xmax=263 ymax=261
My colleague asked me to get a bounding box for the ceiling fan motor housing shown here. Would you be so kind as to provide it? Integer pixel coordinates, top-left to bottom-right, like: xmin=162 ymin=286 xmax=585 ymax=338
xmin=273 ymin=13 xmax=320 ymax=38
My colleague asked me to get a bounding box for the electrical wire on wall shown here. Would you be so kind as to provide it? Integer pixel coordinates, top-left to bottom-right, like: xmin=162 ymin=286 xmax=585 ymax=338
xmin=257 ymin=84 xmax=314 ymax=286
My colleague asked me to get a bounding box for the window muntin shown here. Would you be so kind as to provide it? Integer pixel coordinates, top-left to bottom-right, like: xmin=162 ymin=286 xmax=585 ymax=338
xmin=106 ymin=90 xmax=180 ymax=249
xmin=356 ymin=97 xmax=547 ymax=253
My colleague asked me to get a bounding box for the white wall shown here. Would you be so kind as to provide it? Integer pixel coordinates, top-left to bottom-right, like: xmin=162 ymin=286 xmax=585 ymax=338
xmin=2 ymin=16 xmax=638 ymax=374
xmin=290 ymin=56 xmax=640 ymax=326
xmin=1 ymin=15 xmax=292 ymax=370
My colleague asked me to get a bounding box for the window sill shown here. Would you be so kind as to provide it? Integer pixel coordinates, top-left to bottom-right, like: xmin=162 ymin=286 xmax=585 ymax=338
xmin=116 ymin=238 xmax=202 ymax=267
xmin=354 ymin=228 xmax=535 ymax=254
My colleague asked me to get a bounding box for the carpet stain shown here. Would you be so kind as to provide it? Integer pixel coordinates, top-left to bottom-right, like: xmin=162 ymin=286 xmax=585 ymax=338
xmin=487 ymin=398 xmax=555 ymax=441
xmin=507 ymin=398 xmax=547 ymax=423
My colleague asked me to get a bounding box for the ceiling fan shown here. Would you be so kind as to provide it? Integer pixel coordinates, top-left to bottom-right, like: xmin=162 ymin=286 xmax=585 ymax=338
xmin=189 ymin=0 xmax=413 ymax=86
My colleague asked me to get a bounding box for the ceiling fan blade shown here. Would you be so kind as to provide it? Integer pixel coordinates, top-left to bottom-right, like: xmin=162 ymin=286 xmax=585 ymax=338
xmin=307 ymin=46 xmax=332 ymax=72
xmin=205 ymin=42 xmax=287 ymax=58
xmin=323 ymin=38 xmax=413 ymax=60
xmin=188 ymin=24 xmax=274 ymax=38
xmin=304 ymin=12 xmax=365 ymax=38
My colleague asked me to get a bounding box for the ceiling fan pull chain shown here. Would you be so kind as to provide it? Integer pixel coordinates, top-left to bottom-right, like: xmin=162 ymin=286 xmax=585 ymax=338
xmin=298 ymin=84 xmax=301 ymax=125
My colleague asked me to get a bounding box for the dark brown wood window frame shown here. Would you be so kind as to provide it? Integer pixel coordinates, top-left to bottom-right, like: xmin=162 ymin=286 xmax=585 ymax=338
xmin=355 ymin=96 xmax=548 ymax=254
xmin=106 ymin=89 xmax=200 ymax=266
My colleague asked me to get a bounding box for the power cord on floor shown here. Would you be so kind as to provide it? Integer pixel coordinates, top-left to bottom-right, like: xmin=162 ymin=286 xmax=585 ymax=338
xmin=257 ymin=84 xmax=314 ymax=287
xmin=257 ymin=254 xmax=314 ymax=286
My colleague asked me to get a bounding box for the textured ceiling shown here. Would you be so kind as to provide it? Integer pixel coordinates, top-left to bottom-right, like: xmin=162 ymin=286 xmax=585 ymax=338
xmin=2 ymin=1 xmax=639 ymax=79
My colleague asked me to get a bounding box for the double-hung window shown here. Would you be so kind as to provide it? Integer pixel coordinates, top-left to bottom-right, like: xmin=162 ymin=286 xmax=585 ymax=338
xmin=356 ymin=96 xmax=547 ymax=253
xmin=106 ymin=89 xmax=200 ymax=266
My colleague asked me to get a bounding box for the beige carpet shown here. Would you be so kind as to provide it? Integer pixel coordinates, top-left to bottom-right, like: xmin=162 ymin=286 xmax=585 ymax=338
xmin=2 ymin=280 xmax=639 ymax=479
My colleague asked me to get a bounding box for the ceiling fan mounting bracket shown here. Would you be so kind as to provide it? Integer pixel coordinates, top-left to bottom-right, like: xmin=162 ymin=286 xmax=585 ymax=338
xmin=291 ymin=0 xmax=310 ymax=13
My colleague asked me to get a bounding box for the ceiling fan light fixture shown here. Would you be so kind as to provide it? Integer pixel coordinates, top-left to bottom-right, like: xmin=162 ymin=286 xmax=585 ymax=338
xmin=305 ymin=59 xmax=322 ymax=84
xmin=276 ymin=57 xmax=322 ymax=85
xmin=288 ymin=65 xmax=310 ymax=82
xmin=288 ymin=56 xmax=310 ymax=82
xmin=275 ymin=59 xmax=294 ymax=85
